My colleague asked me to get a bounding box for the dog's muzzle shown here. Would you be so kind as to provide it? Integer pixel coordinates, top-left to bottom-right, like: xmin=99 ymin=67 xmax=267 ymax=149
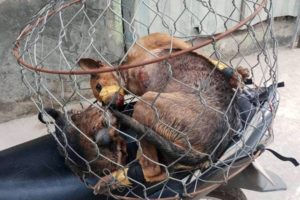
xmin=210 ymin=59 xmax=234 ymax=79
xmin=99 ymin=85 xmax=125 ymax=105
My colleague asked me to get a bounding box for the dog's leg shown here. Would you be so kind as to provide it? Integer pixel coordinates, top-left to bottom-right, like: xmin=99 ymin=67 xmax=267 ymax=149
xmin=116 ymin=140 xmax=127 ymax=164
xmin=229 ymin=66 xmax=250 ymax=88
xmin=93 ymin=140 xmax=166 ymax=195
xmin=138 ymin=140 xmax=167 ymax=183
xmin=93 ymin=168 xmax=130 ymax=195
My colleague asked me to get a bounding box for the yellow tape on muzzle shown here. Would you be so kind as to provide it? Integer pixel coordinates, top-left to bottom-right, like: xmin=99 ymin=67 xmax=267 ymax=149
xmin=210 ymin=59 xmax=228 ymax=71
xmin=99 ymin=85 xmax=125 ymax=104
xmin=210 ymin=59 xmax=234 ymax=79
xmin=111 ymin=168 xmax=131 ymax=186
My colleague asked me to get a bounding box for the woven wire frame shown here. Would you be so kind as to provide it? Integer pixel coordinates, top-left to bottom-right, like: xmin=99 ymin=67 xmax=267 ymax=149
xmin=14 ymin=0 xmax=278 ymax=199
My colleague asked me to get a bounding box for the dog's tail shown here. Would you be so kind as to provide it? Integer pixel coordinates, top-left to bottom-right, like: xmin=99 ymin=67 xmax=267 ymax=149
xmin=38 ymin=108 xmax=62 ymax=124
xmin=111 ymin=109 xmax=210 ymax=167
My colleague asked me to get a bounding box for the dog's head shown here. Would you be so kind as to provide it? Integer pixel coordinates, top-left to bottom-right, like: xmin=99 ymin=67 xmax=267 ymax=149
xmin=78 ymin=58 xmax=125 ymax=108
xmin=70 ymin=107 xmax=120 ymax=147
xmin=39 ymin=107 xmax=127 ymax=177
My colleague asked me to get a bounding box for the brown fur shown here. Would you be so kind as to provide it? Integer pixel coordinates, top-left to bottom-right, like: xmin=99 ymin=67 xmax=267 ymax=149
xmin=70 ymin=107 xmax=127 ymax=165
xmin=126 ymin=32 xmax=192 ymax=64
xmin=131 ymin=49 xmax=238 ymax=158
xmin=78 ymin=33 xmax=247 ymax=189
xmin=42 ymin=107 xmax=127 ymax=178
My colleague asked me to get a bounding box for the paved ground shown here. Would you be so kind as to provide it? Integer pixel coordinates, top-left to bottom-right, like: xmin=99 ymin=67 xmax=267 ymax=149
xmin=0 ymin=47 xmax=299 ymax=199
xmin=242 ymin=48 xmax=300 ymax=200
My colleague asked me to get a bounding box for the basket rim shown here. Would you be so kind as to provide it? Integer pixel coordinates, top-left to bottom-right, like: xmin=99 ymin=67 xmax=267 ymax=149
xmin=12 ymin=0 xmax=267 ymax=75
xmin=110 ymin=150 xmax=262 ymax=200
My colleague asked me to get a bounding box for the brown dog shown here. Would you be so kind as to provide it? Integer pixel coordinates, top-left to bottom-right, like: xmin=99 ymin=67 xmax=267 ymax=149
xmin=79 ymin=33 xmax=248 ymax=104
xmin=78 ymin=33 xmax=193 ymax=106
xmin=38 ymin=107 xmax=128 ymax=179
xmin=77 ymin=33 xmax=249 ymax=193
xmin=39 ymin=106 xmax=201 ymax=192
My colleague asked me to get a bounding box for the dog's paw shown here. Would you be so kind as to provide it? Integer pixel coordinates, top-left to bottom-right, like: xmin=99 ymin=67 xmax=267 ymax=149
xmin=93 ymin=174 xmax=119 ymax=195
xmin=236 ymin=66 xmax=250 ymax=80
xmin=230 ymin=66 xmax=250 ymax=88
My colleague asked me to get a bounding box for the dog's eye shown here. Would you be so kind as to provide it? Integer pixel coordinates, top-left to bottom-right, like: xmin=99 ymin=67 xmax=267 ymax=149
xmin=96 ymin=83 xmax=102 ymax=92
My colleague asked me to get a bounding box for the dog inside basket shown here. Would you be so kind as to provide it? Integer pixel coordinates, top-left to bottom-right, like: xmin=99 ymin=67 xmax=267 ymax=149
xmin=38 ymin=81 xmax=279 ymax=199
xmin=13 ymin=0 xmax=280 ymax=199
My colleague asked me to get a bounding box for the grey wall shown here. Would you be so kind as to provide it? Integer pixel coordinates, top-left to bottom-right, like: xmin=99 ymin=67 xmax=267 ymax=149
xmin=0 ymin=0 xmax=48 ymax=122
xmin=0 ymin=0 xmax=125 ymax=123
xmin=122 ymin=0 xmax=299 ymax=38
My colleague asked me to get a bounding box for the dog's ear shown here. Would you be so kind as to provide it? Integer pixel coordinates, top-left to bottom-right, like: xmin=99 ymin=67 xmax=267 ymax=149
xmin=78 ymin=58 xmax=103 ymax=70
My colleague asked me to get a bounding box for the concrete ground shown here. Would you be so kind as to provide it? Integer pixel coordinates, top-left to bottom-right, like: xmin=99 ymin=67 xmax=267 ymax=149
xmin=241 ymin=48 xmax=300 ymax=200
xmin=0 ymin=47 xmax=299 ymax=199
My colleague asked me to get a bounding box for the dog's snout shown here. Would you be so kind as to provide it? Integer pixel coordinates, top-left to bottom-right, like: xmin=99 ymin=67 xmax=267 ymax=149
xmin=98 ymin=85 xmax=125 ymax=108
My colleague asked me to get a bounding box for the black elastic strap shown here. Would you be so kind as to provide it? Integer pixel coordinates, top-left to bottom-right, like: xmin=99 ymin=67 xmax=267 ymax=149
xmin=265 ymin=148 xmax=299 ymax=167
xmin=245 ymin=78 xmax=253 ymax=85
xmin=245 ymin=80 xmax=284 ymax=87
xmin=277 ymin=81 xmax=285 ymax=88
xmin=222 ymin=67 xmax=234 ymax=79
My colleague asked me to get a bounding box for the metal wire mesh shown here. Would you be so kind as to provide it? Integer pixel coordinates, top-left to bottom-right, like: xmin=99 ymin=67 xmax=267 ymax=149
xmin=13 ymin=0 xmax=279 ymax=199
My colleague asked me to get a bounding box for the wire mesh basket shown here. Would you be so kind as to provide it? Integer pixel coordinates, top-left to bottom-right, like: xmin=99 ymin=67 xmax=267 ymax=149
xmin=13 ymin=0 xmax=279 ymax=199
